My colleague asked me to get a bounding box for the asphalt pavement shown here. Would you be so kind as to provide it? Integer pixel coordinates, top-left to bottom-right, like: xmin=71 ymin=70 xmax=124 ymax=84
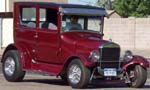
xmin=0 ymin=51 xmax=150 ymax=90
xmin=0 ymin=74 xmax=150 ymax=90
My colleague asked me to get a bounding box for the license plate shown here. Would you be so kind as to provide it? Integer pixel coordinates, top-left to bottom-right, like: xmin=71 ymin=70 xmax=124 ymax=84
xmin=104 ymin=68 xmax=117 ymax=76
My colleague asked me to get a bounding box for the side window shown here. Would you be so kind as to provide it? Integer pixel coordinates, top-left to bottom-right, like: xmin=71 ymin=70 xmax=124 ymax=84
xmin=39 ymin=8 xmax=58 ymax=30
xmin=88 ymin=17 xmax=102 ymax=32
xmin=20 ymin=7 xmax=36 ymax=28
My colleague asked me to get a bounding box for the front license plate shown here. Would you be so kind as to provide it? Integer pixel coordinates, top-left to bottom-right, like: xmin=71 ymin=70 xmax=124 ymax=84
xmin=104 ymin=68 xmax=117 ymax=76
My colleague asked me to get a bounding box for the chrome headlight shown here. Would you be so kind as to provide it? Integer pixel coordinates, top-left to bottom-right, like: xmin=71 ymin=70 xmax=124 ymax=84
xmin=89 ymin=50 xmax=100 ymax=62
xmin=123 ymin=50 xmax=133 ymax=62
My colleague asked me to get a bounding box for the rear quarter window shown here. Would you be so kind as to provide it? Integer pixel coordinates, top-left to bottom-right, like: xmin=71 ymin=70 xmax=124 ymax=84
xmin=20 ymin=7 xmax=36 ymax=28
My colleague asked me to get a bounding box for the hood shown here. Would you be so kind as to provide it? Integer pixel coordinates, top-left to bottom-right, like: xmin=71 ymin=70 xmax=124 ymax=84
xmin=61 ymin=30 xmax=109 ymax=53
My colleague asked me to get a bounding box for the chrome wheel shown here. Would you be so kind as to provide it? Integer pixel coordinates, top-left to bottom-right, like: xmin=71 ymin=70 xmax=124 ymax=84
xmin=2 ymin=50 xmax=26 ymax=82
xmin=68 ymin=64 xmax=82 ymax=84
xmin=67 ymin=59 xmax=91 ymax=88
xmin=4 ymin=57 xmax=15 ymax=76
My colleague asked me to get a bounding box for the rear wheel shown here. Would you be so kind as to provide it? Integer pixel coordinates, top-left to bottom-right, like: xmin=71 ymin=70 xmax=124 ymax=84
xmin=67 ymin=59 xmax=91 ymax=89
xmin=126 ymin=65 xmax=147 ymax=88
xmin=2 ymin=50 xmax=26 ymax=82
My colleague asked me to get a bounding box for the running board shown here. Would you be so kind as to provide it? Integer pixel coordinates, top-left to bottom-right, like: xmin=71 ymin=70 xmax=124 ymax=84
xmin=31 ymin=60 xmax=62 ymax=76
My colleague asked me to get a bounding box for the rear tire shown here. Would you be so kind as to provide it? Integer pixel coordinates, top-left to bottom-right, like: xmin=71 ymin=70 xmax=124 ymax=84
xmin=67 ymin=59 xmax=91 ymax=89
xmin=126 ymin=65 xmax=147 ymax=88
xmin=2 ymin=50 xmax=26 ymax=82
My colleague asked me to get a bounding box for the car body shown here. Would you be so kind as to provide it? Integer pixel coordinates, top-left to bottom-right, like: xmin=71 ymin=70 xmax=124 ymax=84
xmin=1 ymin=2 xmax=149 ymax=89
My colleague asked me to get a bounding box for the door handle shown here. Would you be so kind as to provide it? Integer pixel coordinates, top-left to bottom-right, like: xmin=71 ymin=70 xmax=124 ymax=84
xmin=34 ymin=34 xmax=38 ymax=38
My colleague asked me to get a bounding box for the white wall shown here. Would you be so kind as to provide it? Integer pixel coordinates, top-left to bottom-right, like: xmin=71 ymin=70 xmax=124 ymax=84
xmin=0 ymin=0 xmax=6 ymax=12
xmin=2 ymin=18 xmax=13 ymax=47
xmin=6 ymin=0 xmax=10 ymax=12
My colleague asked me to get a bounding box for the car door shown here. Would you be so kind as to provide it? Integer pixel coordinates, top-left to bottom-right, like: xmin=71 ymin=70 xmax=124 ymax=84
xmin=36 ymin=7 xmax=60 ymax=64
xmin=15 ymin=5 xmax=37 ymax=59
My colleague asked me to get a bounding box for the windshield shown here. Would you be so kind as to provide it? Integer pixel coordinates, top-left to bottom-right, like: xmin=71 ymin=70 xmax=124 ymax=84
xmin=61 ymin=15 xmax=103 ymax=33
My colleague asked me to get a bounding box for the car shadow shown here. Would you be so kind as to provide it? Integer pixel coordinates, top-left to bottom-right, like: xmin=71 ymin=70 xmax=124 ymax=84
xmin=23 ymin=78 xmax=68 ymax=86
xmin=142 ymin=85 xmax=150 ymax=88
xmin=22 ymin=78 xmax=150 ymax=89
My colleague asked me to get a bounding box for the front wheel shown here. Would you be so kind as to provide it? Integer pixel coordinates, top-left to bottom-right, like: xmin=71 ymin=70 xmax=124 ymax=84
xmin=2 ymin=50 xmax=26 ymax=82
xmin=67 ymin=59 xmax=91 ymax=89
xmin=126 ymin=65 xmax=147 ymax=88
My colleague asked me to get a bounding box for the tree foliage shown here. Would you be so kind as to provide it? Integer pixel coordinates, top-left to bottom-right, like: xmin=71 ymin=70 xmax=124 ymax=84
xmin=96 ymin=0 xmax=113 ymax=10
xmin=113 ymin=0 xmax=150 ymax=18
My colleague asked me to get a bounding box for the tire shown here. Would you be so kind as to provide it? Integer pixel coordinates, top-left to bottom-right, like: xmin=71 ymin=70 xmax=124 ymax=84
xmin=126 ymin=65 xmax=147 ymax=88
xmin=67 ymin=59 xmax=91 ymax=89
xmin=2 ymin=50 xmax=26 ymax=82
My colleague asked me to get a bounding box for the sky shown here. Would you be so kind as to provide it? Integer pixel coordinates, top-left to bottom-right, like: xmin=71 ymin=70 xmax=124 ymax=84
xmin=68 ymin=0 xmax=97 ymax=5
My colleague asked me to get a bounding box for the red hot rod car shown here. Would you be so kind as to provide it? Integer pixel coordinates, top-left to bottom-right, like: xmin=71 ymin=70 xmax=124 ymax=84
xmin=1 ymin=2 xmax=149 ymax=89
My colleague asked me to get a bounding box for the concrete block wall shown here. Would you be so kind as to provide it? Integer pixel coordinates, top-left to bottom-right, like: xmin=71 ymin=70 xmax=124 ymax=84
xmin=135 ymin=18 xmax=150 ymax=49
xmin=104 ymin=18 xmax=150 ymax=50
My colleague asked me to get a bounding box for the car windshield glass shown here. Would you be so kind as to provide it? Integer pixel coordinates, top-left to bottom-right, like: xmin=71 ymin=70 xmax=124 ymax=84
xmin=61 ymin=15 xmax=103 ymax=33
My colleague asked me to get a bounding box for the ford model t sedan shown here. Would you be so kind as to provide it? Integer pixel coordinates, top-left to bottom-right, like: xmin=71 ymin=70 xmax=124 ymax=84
xmin=1 ymin=2 xmax=149 ymax=89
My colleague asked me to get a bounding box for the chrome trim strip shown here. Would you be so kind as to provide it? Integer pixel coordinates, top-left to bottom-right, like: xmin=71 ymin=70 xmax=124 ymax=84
xmin=99 ymin=42 xmax=120 ymax=49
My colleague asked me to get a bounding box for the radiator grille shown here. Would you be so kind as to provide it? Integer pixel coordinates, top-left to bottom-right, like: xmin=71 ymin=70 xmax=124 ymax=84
xmin=99 ymin=43 xmax=120 ymax=69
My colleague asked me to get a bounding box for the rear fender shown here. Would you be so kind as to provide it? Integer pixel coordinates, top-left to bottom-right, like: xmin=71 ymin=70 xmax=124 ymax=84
xmin=1 ymin=44 xmax=32 ymax=70
xmin=1 ymin=44 xmax=17 ymax=62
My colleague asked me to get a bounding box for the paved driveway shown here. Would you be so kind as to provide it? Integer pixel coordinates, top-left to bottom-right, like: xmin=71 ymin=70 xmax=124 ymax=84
xmin=0 ymin=74 xmax=150 ymax=90
xmin=0 ymin=55 xmax=150 ymax=90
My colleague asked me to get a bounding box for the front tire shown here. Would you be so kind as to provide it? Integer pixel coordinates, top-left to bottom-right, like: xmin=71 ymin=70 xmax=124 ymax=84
xmin=2 ymin=50 xmax=26 ymax=82
xmin=67 ymin=59 xmax=91 ymax=89
xmin=127 ymin=65 xmax=147 ymax=88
